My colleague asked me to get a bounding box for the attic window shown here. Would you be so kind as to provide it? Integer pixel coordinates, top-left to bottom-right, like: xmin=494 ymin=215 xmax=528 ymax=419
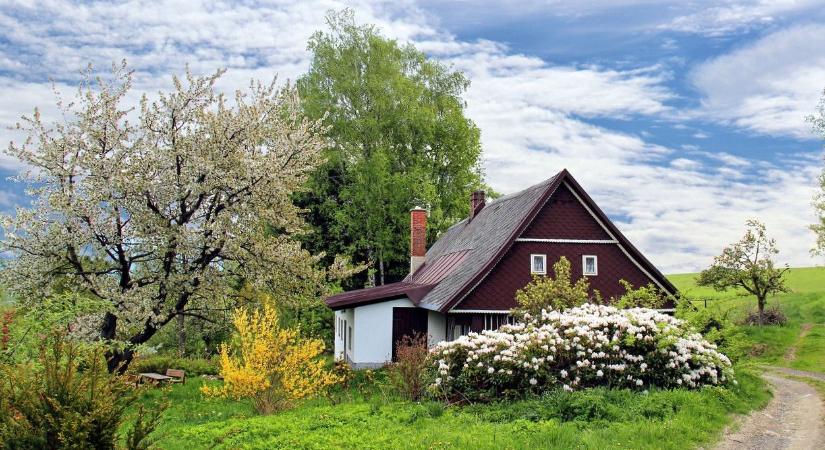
xmin=583 ymin=255 xmax=598 ymax=276
xmin=530 ymin=254 xmax=547 ymax=275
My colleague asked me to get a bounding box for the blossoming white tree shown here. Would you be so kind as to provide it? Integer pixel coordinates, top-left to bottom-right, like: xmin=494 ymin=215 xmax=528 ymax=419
xmin=1 ymin=62 xmax=330 ymax=371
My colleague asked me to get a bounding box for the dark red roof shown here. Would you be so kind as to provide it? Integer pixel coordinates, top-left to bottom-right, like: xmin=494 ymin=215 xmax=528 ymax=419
xmin=325 ymin=282 xmax=435 ymax=310
xmin=405 ymin=250 xmax=471 ymax=284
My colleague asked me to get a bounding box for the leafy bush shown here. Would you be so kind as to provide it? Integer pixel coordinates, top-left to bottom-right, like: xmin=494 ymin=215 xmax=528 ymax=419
xmin=0 ymin=333 xmax=164 ymax=449
xmin=201 ymin=302 xmax=339 ymax=414
xmin=614 ymin=280 xmax=666 ymax=309
xmin=129 ymin=355 xmax=218 ymax=376
xmin=742 ymin=306 xmax=787 ymax=326
xmin=514 ymin=256 xmax=597 ymax=317
xmin=388 ymin=333 xmax=429 ymax=400
xmin=427 ymin=304 xmax=733 ymax=402
xmin=675 ymin=299 xmax=749 ymax=363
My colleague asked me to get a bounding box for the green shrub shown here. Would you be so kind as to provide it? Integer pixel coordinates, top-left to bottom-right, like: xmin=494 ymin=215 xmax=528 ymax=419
xmin=129 ymin=355 xmax=218 ymax=376
xmin=0 ymin=333 xmax=164 ymax=449
xmin=636 ymin=394 xmax=681 ymax=420
xmin=546 ymin=389 xmax=620 ymax=422
xmin=614 ymin=280 xmax=666 ymax=309
xmin=676 ymin=299 xmax=749 ymax=362
xmin=424 ymin=401 xmax=445 ymax=418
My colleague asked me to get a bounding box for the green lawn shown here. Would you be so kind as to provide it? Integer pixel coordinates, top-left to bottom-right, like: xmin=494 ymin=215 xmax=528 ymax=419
xmin=670 ymin=266 xmax=825 ymax=373
xmin=126 ymin=266 xmax=825 ymax=449
xmin=133 ymin=371 xmax=769 ymax=450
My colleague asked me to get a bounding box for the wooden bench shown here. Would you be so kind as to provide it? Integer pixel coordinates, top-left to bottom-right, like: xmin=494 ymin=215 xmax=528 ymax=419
xmin=138 ymin=372 xmax=172 ymax=386
xmin=166 ymin=368 xmax=186 ymax=384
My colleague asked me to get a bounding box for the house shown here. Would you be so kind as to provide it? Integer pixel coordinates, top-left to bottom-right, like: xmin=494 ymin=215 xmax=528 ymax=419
xmin=325 ymin=169 xmax=677 ymax=368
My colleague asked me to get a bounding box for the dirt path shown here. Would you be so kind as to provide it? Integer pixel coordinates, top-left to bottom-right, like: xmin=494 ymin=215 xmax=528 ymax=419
xmin=770 ymin=366 xmax=825 ymax=383
xmin=784 ymin=324 xmax=814 ymax=362
xmin=714 ymin=371 xmax=825 ymax=450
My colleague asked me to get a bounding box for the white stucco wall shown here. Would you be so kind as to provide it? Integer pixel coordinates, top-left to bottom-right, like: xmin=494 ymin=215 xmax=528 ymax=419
xmin=334 ymin=308 xmax=355 ymax=363
xmin=351 ymin=298 xmax=414 ymax=367
xmin=427 ymin=310 xmax=446 ymax=347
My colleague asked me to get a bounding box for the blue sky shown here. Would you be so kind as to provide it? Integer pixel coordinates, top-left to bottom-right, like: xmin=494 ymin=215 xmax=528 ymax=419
xmin=0 ymin=0 xmax=824 ymax=272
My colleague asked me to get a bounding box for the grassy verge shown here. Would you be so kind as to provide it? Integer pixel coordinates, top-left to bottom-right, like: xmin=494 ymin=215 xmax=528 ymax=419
xmin=669 ymin=267 xmax=825 ymax=374
xmin=132 ymin=368 xmax=769 ymax=450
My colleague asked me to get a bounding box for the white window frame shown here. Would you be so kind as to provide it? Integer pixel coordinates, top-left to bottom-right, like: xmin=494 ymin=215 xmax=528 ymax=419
xmin=530 ymin=254 xmax=547 ymax=275
xmin=582 ymin=255 xmax=598 ymax=276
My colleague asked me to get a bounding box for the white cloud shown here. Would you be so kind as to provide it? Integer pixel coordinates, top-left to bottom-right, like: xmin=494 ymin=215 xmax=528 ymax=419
xmin=662 ymin=0 xmax=821 ymax=36
xmin=0 ymin=0 xmax=820 ymax=273
xmin=692 ymin=24 xmax=825 ymax=138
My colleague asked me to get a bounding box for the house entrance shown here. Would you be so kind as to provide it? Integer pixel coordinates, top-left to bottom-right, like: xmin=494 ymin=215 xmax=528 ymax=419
xmin=391 ymin=307 xmax=428 ymax=360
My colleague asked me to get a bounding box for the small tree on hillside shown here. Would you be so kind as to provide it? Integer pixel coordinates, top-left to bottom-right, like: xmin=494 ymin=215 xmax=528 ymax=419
xmin=514 ymin=256 xmax=595 ymax=317
xmin=697 ymin=220 xmax=789 ymax=326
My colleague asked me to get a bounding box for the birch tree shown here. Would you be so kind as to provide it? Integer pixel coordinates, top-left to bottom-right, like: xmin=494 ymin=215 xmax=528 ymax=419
xmin=0 ymin=62 xmax=330 ymax=371
xmin=297 ymin=10 xmax=485 ymax=286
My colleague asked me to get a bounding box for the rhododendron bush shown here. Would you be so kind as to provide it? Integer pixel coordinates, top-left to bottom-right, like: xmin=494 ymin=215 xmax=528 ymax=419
xmin=427 ymin=304 xmax=733 ymax=401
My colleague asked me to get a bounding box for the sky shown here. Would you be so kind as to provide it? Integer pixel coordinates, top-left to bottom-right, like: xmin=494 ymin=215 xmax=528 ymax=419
xmin=0 ymin=0 xmax=824 ymax=273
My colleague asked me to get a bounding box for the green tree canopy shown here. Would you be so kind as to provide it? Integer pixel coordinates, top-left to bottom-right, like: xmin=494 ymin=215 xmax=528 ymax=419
xmin=697 ymin=220 xmax=789 ymax=325
xmin=296 ymin=10 xmax=485 ymax=286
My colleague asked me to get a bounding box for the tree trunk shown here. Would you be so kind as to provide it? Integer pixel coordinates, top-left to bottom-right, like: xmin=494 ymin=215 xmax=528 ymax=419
xmin=176 ymin=310 xmax=186 ymax=357
xmin=379 ymin=253 xmax=385 ymax=286
xmin=757 ymin=295 xmax=766 ymax=326
xmin=106 ymin=347 xmax=134 ymax=374
xmin=366 ymin=247 xmax=376 ymax=288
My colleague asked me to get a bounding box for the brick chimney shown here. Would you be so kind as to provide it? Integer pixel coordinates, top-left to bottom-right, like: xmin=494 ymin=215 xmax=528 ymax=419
xmin=469 ymin=190 xmax=486 ymax=221
xmin=410 ymin=207 xmax=427 ymax=274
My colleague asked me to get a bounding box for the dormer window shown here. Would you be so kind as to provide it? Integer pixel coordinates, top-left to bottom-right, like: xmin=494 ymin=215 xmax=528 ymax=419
xmin=583 ymin=255 xmax=598 ymax=276
xmin=530 ymin=254 xmax=547 ymax=275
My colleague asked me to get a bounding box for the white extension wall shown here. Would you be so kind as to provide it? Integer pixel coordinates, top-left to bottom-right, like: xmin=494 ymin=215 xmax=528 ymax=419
xmin=352 ymin=298 xmax=414 ymax=368
xmin=335 ymin=299 xmax=448 ymax=368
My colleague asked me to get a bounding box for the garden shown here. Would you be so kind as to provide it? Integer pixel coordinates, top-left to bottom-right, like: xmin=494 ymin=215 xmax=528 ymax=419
xmin=5 ymin=261 xmax=821 ymax=449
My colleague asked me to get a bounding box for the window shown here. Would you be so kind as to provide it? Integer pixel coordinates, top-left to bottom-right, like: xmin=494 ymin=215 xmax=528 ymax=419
xmin=348 ymin=326 xmax=353 ymax=350
xmin=583 ymin=255 xmax=598 ymax=276
xmin=530 ymin=254 xmax=547 ymax=275
xmin=483 ymin=314 xmax=515 ymax=330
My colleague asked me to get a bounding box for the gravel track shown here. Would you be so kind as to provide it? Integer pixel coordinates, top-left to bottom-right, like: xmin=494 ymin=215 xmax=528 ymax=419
xmin=713 ymin=371 xmax=825 ymax=450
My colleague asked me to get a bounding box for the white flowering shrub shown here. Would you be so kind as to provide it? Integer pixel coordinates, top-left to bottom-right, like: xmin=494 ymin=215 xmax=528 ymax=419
xmin=427 ymin=304 xmax=733 ymax=402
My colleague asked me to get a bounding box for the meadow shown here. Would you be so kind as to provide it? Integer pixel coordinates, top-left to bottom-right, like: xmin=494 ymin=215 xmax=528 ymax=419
xmin=670 ymin=266 xmax=825 ymax=374
xmin=122 ymin=267 xmax=825 ymax=449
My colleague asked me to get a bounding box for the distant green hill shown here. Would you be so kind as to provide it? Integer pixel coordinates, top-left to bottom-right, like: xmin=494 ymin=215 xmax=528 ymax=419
xmin=668 ymin=266 xmax=825 ymax=298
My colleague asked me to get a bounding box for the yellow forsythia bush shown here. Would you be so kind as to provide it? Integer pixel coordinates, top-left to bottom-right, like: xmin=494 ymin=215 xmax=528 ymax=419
xmin=201 ymin=302 xmax=339 ymax=413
